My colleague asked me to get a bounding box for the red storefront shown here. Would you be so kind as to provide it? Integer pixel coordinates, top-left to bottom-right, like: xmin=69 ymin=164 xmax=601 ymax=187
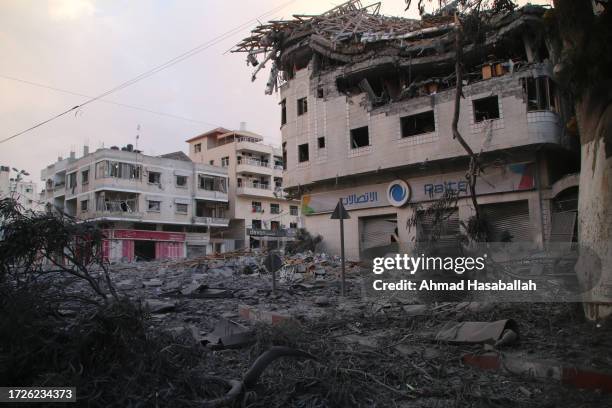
xmin=102 ymin=229 xmax=186 ymax=262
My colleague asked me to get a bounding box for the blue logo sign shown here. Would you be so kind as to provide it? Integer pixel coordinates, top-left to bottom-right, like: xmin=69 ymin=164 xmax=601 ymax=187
xmin=387 ymin=180 xmax=411 ymax=207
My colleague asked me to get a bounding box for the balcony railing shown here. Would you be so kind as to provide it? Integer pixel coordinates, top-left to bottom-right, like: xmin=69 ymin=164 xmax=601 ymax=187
xmin=193 ymin=216 xmax=230 ymax=227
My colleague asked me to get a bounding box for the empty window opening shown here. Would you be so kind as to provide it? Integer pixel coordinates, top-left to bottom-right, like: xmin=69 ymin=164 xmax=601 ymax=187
xmin=194 ymin=143 xmax=202 ymax=153
xmin=317 ymin=88 xmax=324 ymax=98
xmin=82 ymin=169 xmax=89 ymax=184
xmin=298 ymin=143 xmax=309 ymax=162
xmin=148 ymin=171 xmax=161 ymax=184
xmin=401 ymin=110 xmax=435 ymax=137
xmin=81 ymin=200 xmax=88 ymax=212
xmin=350 ymin=126 xmax=370 ymax=148
xmin=290 ymin=205 xmax=298 ymax=216
xmin=281 ymin=99 xmax=287 ymax=125
xmin=524 ymin=77 xmax=556 ymax=112
xmin=282 ymin=142 xmax=287 ymax=169
xmin=147 ymin=201 xmax=161 ymax=212
xmin=473 ymin=96 xmax=500 ymax=122
xmin=270 ymin=203 xmax=280 ymax=214
xmin=176 ymin=175 xmax=187 ymax=187
xmin=176 ymin=203 xmax=188 ymax=214
xmin=317 ymin=136 xmax=326 ymax=149
xmin=297 ymin=97 xmax=308 ymax=116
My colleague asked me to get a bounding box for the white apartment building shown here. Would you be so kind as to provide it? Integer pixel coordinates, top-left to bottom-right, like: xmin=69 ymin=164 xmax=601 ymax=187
xmin=236 ymin=4 xmax=580 ymax=260
xmin=0 ymin=165 xmax=41 ymax=212
xmin=186 ymin=127 xmax=301 ymax=250
xmin=40 ymin=145 xmax=230 ymax=261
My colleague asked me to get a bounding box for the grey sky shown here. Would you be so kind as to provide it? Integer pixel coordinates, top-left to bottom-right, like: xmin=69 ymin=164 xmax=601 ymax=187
xmin=0 ymin=0 xmax=549 ymax=186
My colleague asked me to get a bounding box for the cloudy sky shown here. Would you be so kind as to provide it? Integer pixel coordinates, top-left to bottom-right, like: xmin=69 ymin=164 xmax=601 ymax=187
xmin=0 ymin=0 xmax=549 ymax=186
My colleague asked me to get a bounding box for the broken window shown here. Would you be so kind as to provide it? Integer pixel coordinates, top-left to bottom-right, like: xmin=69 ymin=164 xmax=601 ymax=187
xmin=317 ymin=88 xmax=324 ymax=98
xmin=271 ymin=221 xmax=280 ymax=230
xmin=175 ymin=203 xmax=188 ymax=214
xmin=252 ymin=201 xmax=263 ymax=213
xmin=252 ymin=219 xmax=262 ymax=229
xmin=95 ymin=161 xmax=142 ymax=180
xmin=147 ymin=200 xmax=161 ymax=212
xmin=401 ymin=110 xmax=435 ymax=137
xmin=176 ymin=175 xmax=187 ymax=187
xmin=81 ymin=169 xmax=89 ymax=185
xmin=298 ymin=143 xmax=309 ymax=162
xmin=67 ymin=172 xmax=77 ymax=189
xmin=524 ymin=77 xmax=556 ymax=112
xmin=290 ymin=222 xmax=297 ymax=229
xmin=148 ymin=171 xmax=161 ymax=184
xmin=194 ymin=143 xmax=201 ymax=153
xmin=290 ymin=205 xmax=298 ymax=216
xmin=81 ymin=199 xmax=88 ymax=212
xmin=221 ymin=156 xmax=229 ymax=167
xmin=318 ymin=136 xmax=326 ymax=149
xmin=270 ymin=203 xmax=280 ymax=214
xmin=350 ymin=126 xmax=370 ymax=148
xmin=473 ymin=96 xmax=500 ymax=123
xmin=297 ymin=97 xmax=308 ymax=116
xmin=281 ymin=99 xmax=287 ymax=125
xmin=209 ymin=160 xmax=214 ymax=165
xmin=198 ymin=175 xmax=227 ymax=192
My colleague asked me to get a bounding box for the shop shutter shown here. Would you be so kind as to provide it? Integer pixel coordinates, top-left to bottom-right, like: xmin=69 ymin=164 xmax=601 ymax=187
xmin=417 ymin=209 xmax=460 ymax=247
xmin=360 ymin=215 xmax=398 ymax=250
xmin=482 ymin=201 xmax=532 ymax=242
xmin=550 ymin=211 xmax=576 ymax=242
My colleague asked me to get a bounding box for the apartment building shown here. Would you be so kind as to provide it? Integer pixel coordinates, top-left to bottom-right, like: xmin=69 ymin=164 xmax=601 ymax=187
xmin=0 ymin=165 xmax=41 ymax=212
xmin=186 ymin=126 xmax=301 ymax=250
xmin=235 ymin=3 xmax=580 ymax=260
xmin=40 ymin=145 xmax=230 ymax=261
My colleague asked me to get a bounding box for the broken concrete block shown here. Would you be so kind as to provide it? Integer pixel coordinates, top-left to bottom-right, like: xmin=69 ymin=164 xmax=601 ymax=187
xmin=143 ymin=278 xmax=163 ymax=288
xmin=402 ymin=304 xmax=427 ymax=316
xmin=144 ymin=299 xmax=176 ymax=314
xmin=207 ymin=267 xmax=234 ymax=278
xmin=434 ymin=319 xmax=518 ymax=345
xmin=202 ymin=318 xmax=254 ymax=349
xmin=314 ymin=296 xmax=330 ymax=306
xmin=238 ymin=304 xmax=292 ymax=325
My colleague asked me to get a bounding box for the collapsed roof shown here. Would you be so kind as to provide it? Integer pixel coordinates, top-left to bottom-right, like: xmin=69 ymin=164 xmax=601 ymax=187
xmin=232 ymin=0 xmax=548 ymax=94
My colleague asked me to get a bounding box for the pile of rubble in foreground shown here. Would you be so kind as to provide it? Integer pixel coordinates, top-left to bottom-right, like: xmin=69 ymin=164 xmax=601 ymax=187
xmin=99 ymin=251 xmax=612 ymax=407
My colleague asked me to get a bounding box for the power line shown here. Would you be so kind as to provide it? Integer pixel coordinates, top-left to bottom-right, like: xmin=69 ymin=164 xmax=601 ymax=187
xmin=0 ymin=0 xmax=297 ymax=145
xmin=0 ymin=74 xmax=221 ymax=127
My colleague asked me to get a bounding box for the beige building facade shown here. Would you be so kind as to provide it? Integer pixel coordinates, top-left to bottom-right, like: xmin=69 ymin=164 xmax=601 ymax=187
xmin=40 ymin=145 xmax=230 ymax=261
xmin=235 ymin=4 xmax=581 ymax=260
xmin=186 ymin=127 xmax=301 ymax=250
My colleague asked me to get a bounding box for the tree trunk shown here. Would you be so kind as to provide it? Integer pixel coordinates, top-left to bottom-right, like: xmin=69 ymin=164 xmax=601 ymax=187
xmin=552 ymin=0 xmax=612 ymax=320
xmin=575 ymin=86 xmax=612 ymax=320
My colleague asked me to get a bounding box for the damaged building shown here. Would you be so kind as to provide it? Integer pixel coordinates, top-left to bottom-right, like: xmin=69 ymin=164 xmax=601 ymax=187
xmin=40 ymin=145 xmax=230 ymax=261
xmin=234 ymin=0 xmax=580 ymax=260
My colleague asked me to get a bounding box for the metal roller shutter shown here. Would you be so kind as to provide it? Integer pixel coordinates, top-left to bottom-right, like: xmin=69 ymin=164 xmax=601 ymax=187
xmin=417 ymin=209 xmax=460 ymax=246
xmin=360 ymin=215 xmax=398 ymax=250
xmin=482 ymin=200 xmax=532 ymax=242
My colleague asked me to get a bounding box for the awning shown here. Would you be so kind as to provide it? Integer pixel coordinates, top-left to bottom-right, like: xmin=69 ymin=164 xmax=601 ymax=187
xmin=174 ymin=198 xmax=191 ymax=205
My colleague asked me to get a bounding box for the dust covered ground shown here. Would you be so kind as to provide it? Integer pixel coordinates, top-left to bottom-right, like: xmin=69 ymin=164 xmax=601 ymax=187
xmin=92 ymin=252 xmax=612 ymax=408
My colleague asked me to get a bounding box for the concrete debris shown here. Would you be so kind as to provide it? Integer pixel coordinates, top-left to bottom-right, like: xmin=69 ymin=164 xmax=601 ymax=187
xmin=314 ymin=296 xmax=331 ymax=307
xmin=202 ymin=318 xmax=254 ymax=350
xmin=402 ymin=304 xmax=428 ymax=316
xmin=144 ymin=299 xmax=176 ymax=314
xmin=142 ymin=278 xmax=163 ymax=288
xmin=434 ymin=319 xmax=519 ymax=345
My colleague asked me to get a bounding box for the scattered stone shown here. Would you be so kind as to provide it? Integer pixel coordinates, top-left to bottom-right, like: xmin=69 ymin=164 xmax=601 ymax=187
xmin=144 ymin=299 xmax=176 ymax=314
xmin=143 ymin=278 xmax=163 ymax=288
xmin=402 ymin=304 xmax=427 ymax=316
xmin=314 ymin=295 xmax=330 ymax=306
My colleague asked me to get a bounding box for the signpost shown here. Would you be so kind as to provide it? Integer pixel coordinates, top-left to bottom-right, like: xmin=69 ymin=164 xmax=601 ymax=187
xmin=264 ymin=251 xmax=283 ymax=296
xmin=331 ymin=198 xmax=350 ymax=296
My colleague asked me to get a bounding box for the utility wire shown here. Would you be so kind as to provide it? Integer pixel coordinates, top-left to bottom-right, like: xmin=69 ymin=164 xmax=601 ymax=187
xmin=0 ymin=0 xmax=296 ymax=145
xmin=0 ymin=74 xmax=220 ymax=127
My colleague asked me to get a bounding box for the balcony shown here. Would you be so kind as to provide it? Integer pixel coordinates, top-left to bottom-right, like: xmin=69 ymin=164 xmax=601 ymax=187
xmin=236 ymin=158 xmax=273 ymax=176
xmin=193 ymin=216 xmax=230 ymax=227
xmin=93 ymin=194 xmax=143 ymax=220
xmin=196 ymin=189 xmax=228 ymax=202
xmin=236 ymin=183 xmax=276 ymax=198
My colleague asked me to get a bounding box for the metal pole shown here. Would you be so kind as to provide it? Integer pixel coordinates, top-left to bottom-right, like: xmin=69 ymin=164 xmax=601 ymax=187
xmin=339 ymin=199 xmax=346 ymax=296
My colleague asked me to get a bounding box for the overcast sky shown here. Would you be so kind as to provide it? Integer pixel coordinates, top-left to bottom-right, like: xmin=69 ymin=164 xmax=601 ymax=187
xmin=0 ymin=0 xmax=549 ymax=186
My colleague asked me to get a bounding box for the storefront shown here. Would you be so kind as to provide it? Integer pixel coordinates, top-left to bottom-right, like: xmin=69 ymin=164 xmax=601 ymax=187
xmin=102 ymin=229 xmax=186 ymax=262
xmin=300 ymin=162 xmax=542 ymax=260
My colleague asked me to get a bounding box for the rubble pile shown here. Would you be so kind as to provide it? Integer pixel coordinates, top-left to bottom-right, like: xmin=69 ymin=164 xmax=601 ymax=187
xmin=81 ymin=250 xmax=612 ymax=407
